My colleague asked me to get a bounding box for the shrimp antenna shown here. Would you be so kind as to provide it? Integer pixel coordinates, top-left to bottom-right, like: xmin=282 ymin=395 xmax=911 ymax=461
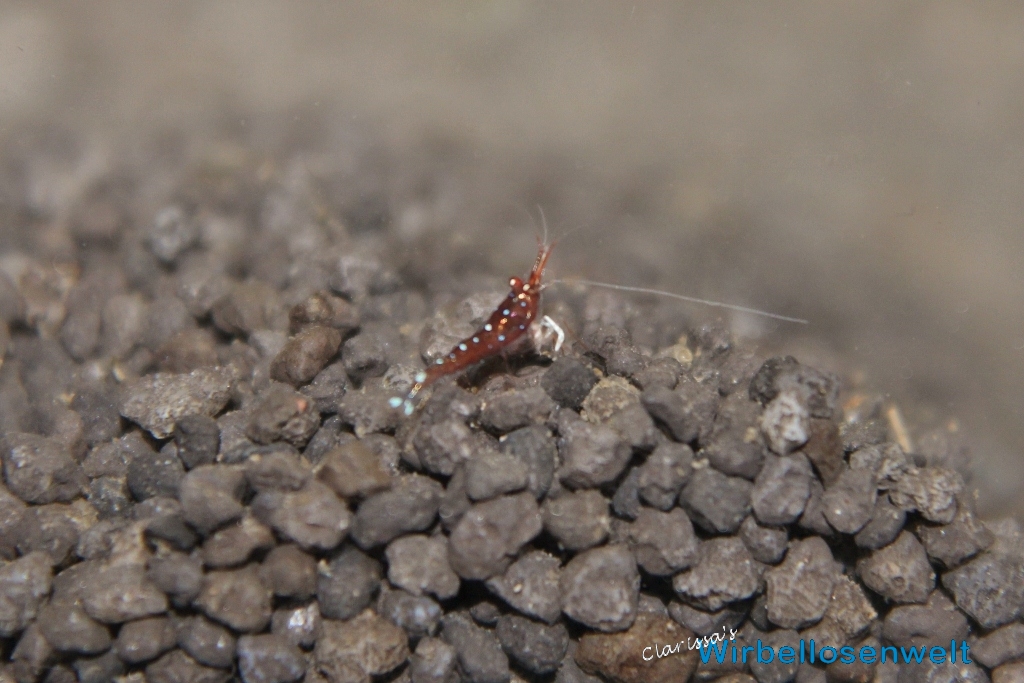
xmin=549 ymin=278 xmax=809 ymax=325
xmin=537 ymin=205 xmax=549 ymax=246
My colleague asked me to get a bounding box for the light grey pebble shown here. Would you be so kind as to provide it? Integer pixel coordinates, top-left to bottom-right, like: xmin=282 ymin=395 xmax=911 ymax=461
xmin=237 ymin=633 xmax=307 ymax=683
xmin=857 ymin=531 xmax=935 ymax=604
xmin=251 ymin=480 xmax=351 ymax=550
xmin=673 ymin=537 xmax=761 ymax=612
xmin=271 ymin=602 xmax=321 ymax=649
xmin=350 ymin=474 xmax=443 ymax=548
xmin=560 ymin=544 xmax=639 ymax=633
xmin=2 ymin=433 xmax=86 ymax=504
xmin=542 ymin=489 xmax=611 ymax=552
xmin=942 ymin=548 xmax=1024 ymax=629
xmin=556 ymin=414 xmax=632 ymax=489
xmin=739 ymin=515 xmax=788 ymax=564
xmin=411 ymin=637 xmax=459 ymax=683
xmin=440 ymin=612 xmax=510 ymax=683
xmin=889 ymin=466 xmax=964 ymax=524
xmin=176 ymin=614 xmax=237 ymax=668
xmin=479 ymin=387 xmax=556 ymax=433
xmin=765 ymin=537 xmax=842 ymax=629
xmin=113 ymin=616 xmax=177 ymax=664
xmin=36 ymin=599 xmax=111 ymax=655
xmin=680 ymin=466 xmax=752 ymax=534
xmin=760 ymin=389 xmax=810 ymax=455
xmin=448 ymin=492 xmax=542 ymax=580
xmin=751 ymin=453 xmax=813 ymax=526
xmin=499 ymin=424 xmax=557 ymax=499
xmin=119 ymin=368 xmax=233 ymax=439
xmin=386 ymin=534 xmax=460 ymax=600
xmin=821 ymin=467 xmax=877 ymax=534
xmin=486 ymin=550 xmax=563 ymax=624
xmin=623 ymin=507 xmax=699 ymax=576
xmin=854 ymin=494 xmax=906 ymax=549
xmin=637 ymin=442 xmax=693 ymax=511
xmin=495 ymin=614 xmax=568 ymax=675
xmin=317 ymin=546 xmax=381 ymax=620
xmin=466 ymin=451 xmax=529 ymax=501
xmin=195 ymin=564 xmax=273 ymax=632
xmin=82 ymin=563 xmax=168 ymax=624
xmin=380 ymin=588 xmax=443 ymax=640
xmin=179 ymin=464 xmax=247 ymax=535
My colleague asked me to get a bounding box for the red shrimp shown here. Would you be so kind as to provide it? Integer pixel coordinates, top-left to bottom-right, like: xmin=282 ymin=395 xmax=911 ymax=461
xmin=390 ymin=239 xmax=555 ymax=415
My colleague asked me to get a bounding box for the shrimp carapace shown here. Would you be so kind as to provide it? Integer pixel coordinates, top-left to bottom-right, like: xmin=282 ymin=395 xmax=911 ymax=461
xmin=390 ymin=239 xmax=555 ymax=415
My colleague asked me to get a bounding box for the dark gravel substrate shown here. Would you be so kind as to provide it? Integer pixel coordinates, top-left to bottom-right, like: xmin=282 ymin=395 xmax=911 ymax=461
xmin=0 ymin=137 xmax=1020 ymax=683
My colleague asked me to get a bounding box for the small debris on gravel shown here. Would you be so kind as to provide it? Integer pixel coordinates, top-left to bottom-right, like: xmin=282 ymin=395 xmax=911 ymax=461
xmin=0 ymin=134 xmax=1013 ymax=683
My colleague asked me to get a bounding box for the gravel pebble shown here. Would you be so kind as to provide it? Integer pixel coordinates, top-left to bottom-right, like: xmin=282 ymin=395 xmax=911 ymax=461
xmin=270 ymin=325 xmax=342 ymax=387
xmin=739 ymin=515 xmax=788 ymax=564
xmin=486 ymin=550 xmax=563 ymax=624
xmin=640 ymin=379 xmax=717 ymax=445
xmin=749 ymin=356 xmax=839 ymax=420
xmin=259 ymin=544 xmax=317 ymax=599
xmin=289 ymin=290 xmax=360 ymax=334
xmin=271 ymin=602 xmax=321 ymax=649
xmin=176 ymin=615 xmax=237 ymax=669
xmin=244 ymin=445 xmax=312 ymax=492
xmin=251 ymin=479 xmax=351 ymax=550
xmin=574 ymin=612 xmax=699 ymax=683
xmin=916 ymin=497 xmax=993 ymax=568
xmin=146 ymin=649 xmax=230 ymax=683
xmin=246 ymin=382 xmax=320 ymax=448
xmin=499 ymin=425 xmax=557 ymax=500
xmin=679 ymin=466 xmax=752 ymax=534
xmin=315 ymin=440 xmax=392 ymax=500
xmin=119 ymin=368 xmax=233 ymax=439
xmin=760 ymin=389 xmax=810 ymax=455
xmin=173 ymin=414 xmax=221 ymax=469
xmin=211 ymin=280 xmax=283 ymax=337
xmin=386 ymin=534 xmax=460 ymax=600
xmin=2 ymin=433 xmax=86 ymax=504
xmin=889 ymin=466 xmax=964 ymax=524
xmin=496 ymin=614 xmax=569 ymax=675
xmin=853 ymin=495 xmax=906 ymax=550
xmin=560 ymin=544 xmax=640 ymax=632
xmin=411 ymin=637 xmax=459 ymax=683
xmin=113 ymin=616 xmax=177 ymax=664
xmin=821 ymin=466 xmax=877 ymax=534
xmin=466 ymin=451 xmax=529 ymax=501
xmin=237 ymin=633 xmax=306 ymax=683
xmin=81 ymin=563 xmax=168 ymax=624
xmin=195 ymin=564 xmax=273 ymax=632
xmin=201 ymin=515 xmax=275 ymax=567
xmin=637 ymin=442 xmax=693 ymax=510
xmin=942 ymin=548 xmax=1024 ymax=628
xmin=881 ymin=590 xmax=968 ymax=649
xmin=673 ymin=537 xmax=760 ymax=612
xmin=413 ymin=418 xmax=490 ymax=477
xmin=623 ymin=507 xmax=699 ymax=575
xmin=350 ymin=474 xmax=442 ymax=548
xmin=36 ymin=599 xmax=111 ymax=654
xmin=147 ymin=551 xmax=203 ymax=608
xmin=556 ymin=414 xmax=632 ymax=489
xmin=341 ymin=329 xmax=391 ymax=382
xmin=972 ymin=622 xmax=1024 ymax=669
xmin=542 ymin=357 xmax=598 ymax=410
xmin=440 ymin=612 xmax=510 ymax=683
xmin=315 ymin=609 xmax=410 ymax=679
xmin=11 ymin=623 xmax=56 ymax=683
xmin=611 ymin=466 xmax=643 ymax=520
xmin=765 ymin=537 xmax=842 ymax=629
xmin=179 ymin=464 xmax=247 ymax=535
xmin=480 ymin=387 xmax=556 ymax=433
xmin=857 ymin=531 xmax=935 ymax=604
xmin=74 ymin=650 xmax=126 ymax=683
xmin=542 ymin=489 xmax=611 ymax=552
xmin=751 ymin=453 xmax=813 ymax=526
xmin=126 ymin=439 xmax=185 ymax=501
xmin=448 ymin=492 xmax=542 ymax=580
xmin=317 ymin=546 xmax=381 ymax=620
xmin=379 ymin=587 xmax=442 ymax=640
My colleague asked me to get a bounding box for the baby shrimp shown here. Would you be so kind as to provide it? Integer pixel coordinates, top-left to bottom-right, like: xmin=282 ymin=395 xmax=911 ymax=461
xmin=390 ymin=230 xmax=806 ymax=416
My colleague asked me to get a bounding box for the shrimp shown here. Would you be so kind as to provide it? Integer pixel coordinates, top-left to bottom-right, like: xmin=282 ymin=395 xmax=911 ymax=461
xmin=389 ymin=238 xmax=556 ymax=415
xmin=390 ymin=231 xmax=807 ymax=415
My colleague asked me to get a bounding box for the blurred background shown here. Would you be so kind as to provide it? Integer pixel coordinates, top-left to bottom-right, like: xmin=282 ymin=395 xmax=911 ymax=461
xmin=1 ymin=1 xmax=1022 ymax=515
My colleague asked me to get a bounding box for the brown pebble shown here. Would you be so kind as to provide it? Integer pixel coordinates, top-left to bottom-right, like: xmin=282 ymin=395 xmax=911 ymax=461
xmin=575 ymin=612 xmax=698 ymax=683
xmin=271 ymin=325 xmax=342 ymax=386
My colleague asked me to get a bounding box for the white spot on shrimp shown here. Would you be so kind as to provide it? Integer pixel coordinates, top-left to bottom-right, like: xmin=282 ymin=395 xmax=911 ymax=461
xmin=435 ymin=358 xmax=444 ymax=365
xmin=472 ymin=337 xmax=479 ymax=343
xmin=519 ymin=324 xmax=525 ymax=330
xmin=458 ymin=343 xmax=468 ymax=351
xmin=388 ymin=397 xmax=403 ymax=408
xmin=502 ymin=309 xmax=510 ymax=315
xmin=415 ymin=371 xmax=427 ymax=382
xmin=520 ymin=301 xmax=527 ymax=307
xmin=449 ymin=353 xmax=456 ymax=359
xmin=498 ymin=335 xmax=505 ymax=342
xmin=484 ymin=324 xmax=492 ymax=331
